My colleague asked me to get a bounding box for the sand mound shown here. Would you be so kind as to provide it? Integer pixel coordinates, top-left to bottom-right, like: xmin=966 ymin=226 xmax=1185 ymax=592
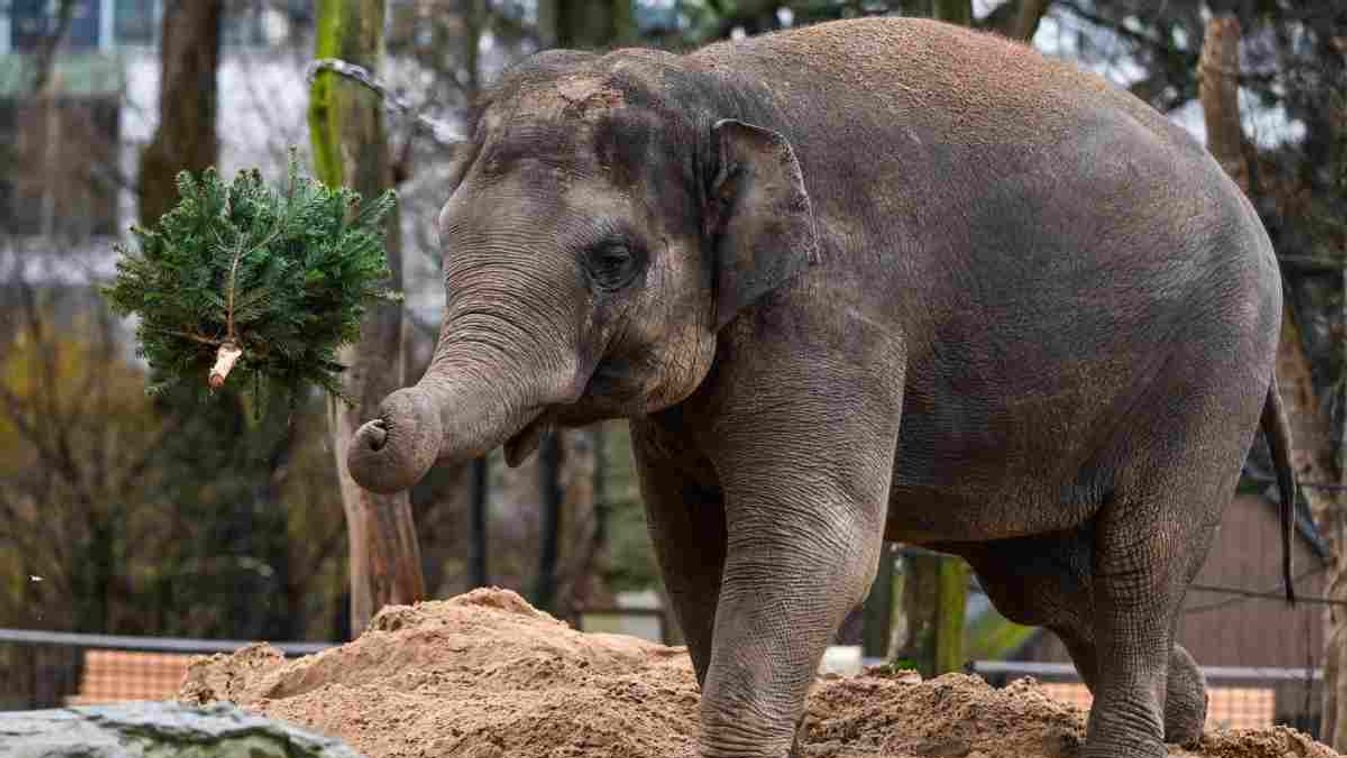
xmin=180 ymin=587 xmax=1336 ymax=758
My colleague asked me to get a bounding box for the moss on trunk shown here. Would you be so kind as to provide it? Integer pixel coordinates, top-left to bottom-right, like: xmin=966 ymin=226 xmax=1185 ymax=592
xmin=308 ymin=0 xmax=425 ymax=633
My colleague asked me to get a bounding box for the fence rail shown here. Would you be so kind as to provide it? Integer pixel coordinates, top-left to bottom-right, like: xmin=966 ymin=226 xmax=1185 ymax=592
xmin=0 ymin=629 xmax=1326 ymax=740
xmin=0 ymin=628 xmax=334 ymax=656
xmin=0 ymin=628 xmax=336 ymax=711
xmin=971 ymin=659 xmax=1323 ymax=682
xmin=971 ymin=659 xmax=1323 ymax=737
xmin=0 ymin=609 xmax=668 ymax=711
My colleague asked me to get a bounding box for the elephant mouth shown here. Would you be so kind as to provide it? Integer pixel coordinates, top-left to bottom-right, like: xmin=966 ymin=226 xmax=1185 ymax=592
xmin=503 ymin=409 xmax=554 ymax=467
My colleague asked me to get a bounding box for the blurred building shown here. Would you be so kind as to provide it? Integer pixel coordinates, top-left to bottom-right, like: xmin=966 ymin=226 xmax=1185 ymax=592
xmin=0 ymin=1 xmax=311 ymax=284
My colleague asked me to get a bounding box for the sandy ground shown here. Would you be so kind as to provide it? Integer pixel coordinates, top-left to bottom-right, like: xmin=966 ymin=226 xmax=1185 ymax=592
xmin=180 ymin=588 xmax=1336 ymax=758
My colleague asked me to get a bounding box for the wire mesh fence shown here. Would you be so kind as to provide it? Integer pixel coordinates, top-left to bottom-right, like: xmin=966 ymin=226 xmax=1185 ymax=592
xmin=0 ymin=640 xmax=81 ymax=711
xmin=0 ymin=628 xmax=333 ymax=710
xmin=973 ymin=660 xmax=1324 ymax=737
xmin=0 ymin=610 xmax=670 ymax=711
xmin=0 ymin=628 xmax=1326 ymax=743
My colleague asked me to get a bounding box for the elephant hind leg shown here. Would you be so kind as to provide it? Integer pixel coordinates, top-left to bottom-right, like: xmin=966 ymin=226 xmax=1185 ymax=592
xmin=1164 ymin=644 xmax=1207 ymax=746
xmin=1055 ymin=627 xmax=1206 ymax=746
xmin=1081 ymin=469 xmax=1228 ymax=758
xmin=957 ymin=528 xmax=1208 ymax=748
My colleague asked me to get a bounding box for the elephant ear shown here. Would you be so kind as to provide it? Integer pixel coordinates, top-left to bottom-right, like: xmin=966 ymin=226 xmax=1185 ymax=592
xmin=708 ymin=119 xmax=821 ymax=330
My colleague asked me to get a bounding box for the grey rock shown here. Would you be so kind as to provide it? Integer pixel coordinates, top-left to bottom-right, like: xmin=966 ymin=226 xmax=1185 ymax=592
xmin=0 ymin=700 xmax=365 ymax=758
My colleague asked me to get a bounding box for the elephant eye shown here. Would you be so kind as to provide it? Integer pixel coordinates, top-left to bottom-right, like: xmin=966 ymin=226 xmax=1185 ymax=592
xmin=584 ymin=240 xmax=640 ymax=292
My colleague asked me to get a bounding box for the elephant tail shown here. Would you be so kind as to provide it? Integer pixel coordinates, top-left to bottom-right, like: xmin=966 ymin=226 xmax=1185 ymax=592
xmin=1260 ymin=375 xmax=1297 ymax=604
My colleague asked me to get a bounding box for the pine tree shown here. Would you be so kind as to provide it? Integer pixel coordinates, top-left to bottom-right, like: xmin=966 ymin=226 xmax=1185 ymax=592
xmin=106 ymin=157 xmax=398 ymax=402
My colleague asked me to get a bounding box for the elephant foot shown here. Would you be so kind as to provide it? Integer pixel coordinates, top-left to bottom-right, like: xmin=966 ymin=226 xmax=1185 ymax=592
xmin=1080 ymin=721 xmax=1167 ymax=758
xmin=1163 ymin=646 xmax=1207 ymax=746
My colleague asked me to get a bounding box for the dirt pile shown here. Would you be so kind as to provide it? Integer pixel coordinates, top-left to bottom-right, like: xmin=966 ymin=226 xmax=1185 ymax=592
xmin=181 ymin=588 xmax=1336 ymax=758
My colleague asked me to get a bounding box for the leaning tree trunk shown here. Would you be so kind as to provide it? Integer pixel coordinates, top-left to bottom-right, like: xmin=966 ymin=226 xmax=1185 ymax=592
xmin=309 ymin=0 xmax=425 ymax=634
xmin=1200 ymin=16 xmax=1347 ymax=748
xmin=138 ymin=0 xmax=222 ymax=225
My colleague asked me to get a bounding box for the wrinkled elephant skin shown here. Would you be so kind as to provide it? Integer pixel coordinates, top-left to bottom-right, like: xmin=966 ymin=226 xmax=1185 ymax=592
xmin=347 ymin=18 xmax=1292 ymax=758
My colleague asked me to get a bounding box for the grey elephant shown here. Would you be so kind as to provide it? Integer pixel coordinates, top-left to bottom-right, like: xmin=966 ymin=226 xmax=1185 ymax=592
xmin=346 ymin=17 xmax=1296 ymax=758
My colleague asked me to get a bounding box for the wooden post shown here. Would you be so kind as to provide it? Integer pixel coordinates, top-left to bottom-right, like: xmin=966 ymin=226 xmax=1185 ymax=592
xmin=893 ymin=549 xmax=967 ymax=675
xmin=934 ymin=556 xmax=969 ymax=674
xmin=894 ymin=548 xmax=969 ymax=676
xmin=468 ymin=457 xmax=489 ymax=588
xmin=309 ymin=0 xmax=426 ymax=634
xmin=862 ymin=543 xmax=896 ymax=659
xmin=534 ymin=434 xmax=564 ymax=612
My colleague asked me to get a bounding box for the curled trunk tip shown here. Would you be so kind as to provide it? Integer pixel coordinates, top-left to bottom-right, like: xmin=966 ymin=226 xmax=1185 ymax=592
xmin=347 ymin=387 xmax=443 ymax=493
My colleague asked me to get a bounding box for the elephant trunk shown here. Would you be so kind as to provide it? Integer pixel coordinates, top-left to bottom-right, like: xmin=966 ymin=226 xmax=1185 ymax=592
xmin=347 ymin=308 xmax=569 ymax=494
xmin=346 ymin=383 xmax=446 ymax=495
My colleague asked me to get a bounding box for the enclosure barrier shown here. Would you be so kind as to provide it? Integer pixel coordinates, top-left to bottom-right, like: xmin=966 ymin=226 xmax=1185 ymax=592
xmin=0 ymin=628 xmax=333 ymax=710
xmin=0 ymin=626 xmax=1324 ymax=740
xmin=0 ymin=608 xmax=668 ymax=710
xmin=972 ymin=660 xmax=1323 ymax=736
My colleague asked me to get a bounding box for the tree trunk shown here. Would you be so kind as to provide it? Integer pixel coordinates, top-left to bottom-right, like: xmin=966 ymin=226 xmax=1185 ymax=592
xmin=539 ymin=0 xmax=635 ymax=49
xmin=583 ymin=424 xmax=611 ymax=606
xmin=893 ymin=550 xmax=967 ymax=676
xmin=861 ymin=543 xmax=896 ymax=659
xmin=901 ymin=0 xmax=969 ymax=24
xmin=933 ymin=0 xmax=971 ymax=27
xmin=463 ymin=0 xmax=487 ymax=99
xmin=1012 ymin=0 xmax=1051 ymax=43
xmin=933 ymin=557 xmax=969 ymax=673
xmin=899 ymin=0 xmax=933 ymax=18
xmin=534 ymin=434 xmax=564 ymax=612
xmin=309 ymin=0 xmax=426 ymax=634
xmin=468 ymin=456 xmax=489 ymax=588
xmin=1329 ymin=95 xmax=1347 ymax=751
xmin=894 ymin=550 xmax=938 ymax=675
xmin=1280 ymin=314 xmax=1347 ymax=748
xmin=1199 ymin=16 xmax=1250 ymax=193
xmin=138 ymin=0 xmax=222 ymax=226
xmin=1200 ymin=15 xmax=1346 ymax=748
xmin=523 ymin=1 xmax=631 ymax=619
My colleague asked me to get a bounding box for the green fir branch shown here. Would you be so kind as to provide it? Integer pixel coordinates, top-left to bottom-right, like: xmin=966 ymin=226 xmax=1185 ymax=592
xmin=105 ymin=153 xmax=398 ymax=405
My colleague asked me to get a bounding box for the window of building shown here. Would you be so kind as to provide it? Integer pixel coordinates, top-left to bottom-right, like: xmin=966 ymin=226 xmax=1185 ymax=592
xmin=4 ymin=95 xmax=119 ymax=239
xmin=114 ymin=0 xmax=157 ymax=47
xmin=11 ymin=0 xmax=102 ymax=52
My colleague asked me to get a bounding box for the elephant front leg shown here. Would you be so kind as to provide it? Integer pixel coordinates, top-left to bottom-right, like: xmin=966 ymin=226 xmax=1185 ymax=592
xmin=698 ymin=492 xmax=885 ymax=758
xmin=694 ymin=405 xmax=899 ymax=756
xmin=630 ymin=415 xmax=727 ymax=686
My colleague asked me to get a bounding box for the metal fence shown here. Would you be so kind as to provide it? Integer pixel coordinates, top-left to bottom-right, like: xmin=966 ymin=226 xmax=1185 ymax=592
xmin=972 ymin=660 xmax=1324 ymax=737
xmin=0 ymin=628 xmax=333 ymax=711
xmin=0 ymin=627 xmax=1326 ymax=742
xmin=0 ymin=611 xmax=669 ymax=711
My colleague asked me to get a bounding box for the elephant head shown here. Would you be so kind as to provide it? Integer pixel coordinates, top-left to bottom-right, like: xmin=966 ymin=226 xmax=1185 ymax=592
xmin=346 ymin=50 xmax=820 ymax=494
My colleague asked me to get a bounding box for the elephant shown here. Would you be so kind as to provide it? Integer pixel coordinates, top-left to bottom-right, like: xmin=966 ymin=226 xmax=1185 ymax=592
xmin=345 ymin=17 xmax=1297 ymax=758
